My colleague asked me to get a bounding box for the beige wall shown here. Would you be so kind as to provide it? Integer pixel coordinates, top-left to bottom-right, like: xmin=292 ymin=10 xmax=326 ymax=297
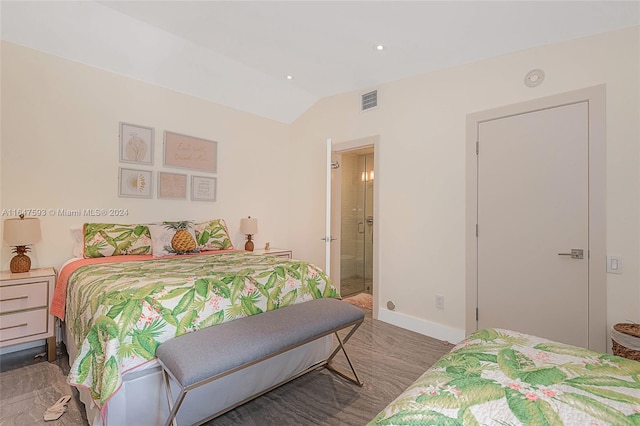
xmin=290 ymin=26 xmax=640 ymax=342
xmin=1 ymin=26 xmax=638 ymax=345
xmin=0 ymin=41 xmax=291 ymax=270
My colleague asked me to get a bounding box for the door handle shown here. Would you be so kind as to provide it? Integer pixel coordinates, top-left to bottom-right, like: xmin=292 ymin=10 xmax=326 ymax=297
xmin=558 ymin=249 xmax=584 ymax=259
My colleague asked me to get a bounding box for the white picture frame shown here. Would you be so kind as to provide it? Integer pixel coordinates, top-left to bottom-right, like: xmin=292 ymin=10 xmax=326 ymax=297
xmin=119 ymin=167 xmax=153 ymax=198
xmin=191 ymin=175 xmax=216 ymax=202
xmin=119 ymin=122 xmax=154 ymax=165
xmin=157 ymin=172 xmax=187 ymax=199
xmin=164 ymin=131 xmax=217 ymax=173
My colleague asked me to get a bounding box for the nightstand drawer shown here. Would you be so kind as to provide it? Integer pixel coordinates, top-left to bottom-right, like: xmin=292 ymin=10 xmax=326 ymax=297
xmin=0 ymin=308 xmax=48 ymax=342
xmin=0 ymin=281 xmax=48 ymax=313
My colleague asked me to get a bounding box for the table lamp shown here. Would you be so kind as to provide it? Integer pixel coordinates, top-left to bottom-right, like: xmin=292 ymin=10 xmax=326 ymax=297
xmin=3 ymin=214 xmax=41 ymax=273
xmin=240 ymin=216 xmax=258 ymax=251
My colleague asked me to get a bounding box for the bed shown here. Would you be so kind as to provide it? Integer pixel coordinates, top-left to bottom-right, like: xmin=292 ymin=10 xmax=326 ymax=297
xmin=53 ymin=234 xmax=338 ymax=426
xmin=369 ymin=328 xmax=640 ymax=425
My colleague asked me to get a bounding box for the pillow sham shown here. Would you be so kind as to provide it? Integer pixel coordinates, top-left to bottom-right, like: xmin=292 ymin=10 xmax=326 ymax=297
xmin=149 ymin=221 xmax=200 ymax=258
xmin=83 ymin=223 xmax=152 ymax=258
xmin=194 ymin=219 xmax=234 ymax=251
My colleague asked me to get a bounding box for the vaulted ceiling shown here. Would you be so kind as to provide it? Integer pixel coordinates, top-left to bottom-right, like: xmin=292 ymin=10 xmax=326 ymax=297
xmin=2 ymin=1 xmax=638 ymax=123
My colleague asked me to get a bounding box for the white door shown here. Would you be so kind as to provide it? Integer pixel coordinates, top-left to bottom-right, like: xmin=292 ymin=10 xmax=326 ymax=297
xmin=477 ymin=102 xmax=590 ymax=347
xmin=330 ymin=151 xmax=342 ymax=285
xmin=324 ymin=139 xmax=339 ymax=277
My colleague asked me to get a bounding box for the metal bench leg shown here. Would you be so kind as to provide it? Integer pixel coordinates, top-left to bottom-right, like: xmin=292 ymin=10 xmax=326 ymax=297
xmin=162 ymin=368 xmax=187 ymax=426
xmin=325 ymin=321 xmax=364 ymax=386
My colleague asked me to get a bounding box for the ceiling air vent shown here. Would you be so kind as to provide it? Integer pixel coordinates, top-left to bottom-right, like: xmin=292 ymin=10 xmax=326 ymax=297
xmin=361 ymin=90 xmax=378 ymax=111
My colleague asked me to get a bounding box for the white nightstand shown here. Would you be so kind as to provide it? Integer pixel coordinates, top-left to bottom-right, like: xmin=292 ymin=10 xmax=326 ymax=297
xmin=0 ymin=267 xmax=57 ymax=361
xmin=252 ymin=248 xmax=292 ymax=259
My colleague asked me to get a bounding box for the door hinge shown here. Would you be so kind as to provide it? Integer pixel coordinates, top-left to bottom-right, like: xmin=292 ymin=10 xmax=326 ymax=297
xmin=475 ymin=224 xmax=478 ymax=237
xmin=476 ymin=307 xmax=479 ymax=321
xmin=476 ymin=141 xmax=479 ymax=155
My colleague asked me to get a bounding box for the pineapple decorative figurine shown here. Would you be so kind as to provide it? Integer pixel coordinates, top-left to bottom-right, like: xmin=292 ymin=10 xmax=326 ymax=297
xmin=164 ymin=221 xmax=198 ymax=254
xmin=10 ymin=246 xmax=32 ymax=273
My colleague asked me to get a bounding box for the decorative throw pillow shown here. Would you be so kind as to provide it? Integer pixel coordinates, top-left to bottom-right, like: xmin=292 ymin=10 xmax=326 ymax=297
xmin=83 ymin=223 xmax=152 ymax=258
xmin=194 ymin=219 xmax=234 ymax=251
xmin=148 ymin=221 xmax=200 ymax=258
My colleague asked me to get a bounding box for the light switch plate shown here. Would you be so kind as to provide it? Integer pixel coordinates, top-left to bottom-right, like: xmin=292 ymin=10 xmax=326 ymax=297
xmin=607 ymin=256 xmax=622 ymax=274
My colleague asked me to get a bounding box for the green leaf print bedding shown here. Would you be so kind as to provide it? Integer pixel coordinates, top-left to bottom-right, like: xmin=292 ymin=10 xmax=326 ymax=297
xmin=63 ymin=251 xmax=338 ymax=406
xmin=369 ymin=328 xmax=640 ymax=426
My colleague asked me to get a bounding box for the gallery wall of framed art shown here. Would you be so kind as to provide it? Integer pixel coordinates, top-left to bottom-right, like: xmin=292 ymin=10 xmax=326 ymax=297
xmin=117 ymin=123 xmax=218 ymax=202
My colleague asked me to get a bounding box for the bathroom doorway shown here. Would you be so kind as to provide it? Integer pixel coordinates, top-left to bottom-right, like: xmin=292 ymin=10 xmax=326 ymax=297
xmin=336 ymin=148 xmax=374 ymax=297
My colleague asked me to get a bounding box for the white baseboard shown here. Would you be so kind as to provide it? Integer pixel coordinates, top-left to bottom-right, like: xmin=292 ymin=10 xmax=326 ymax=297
xmin=377 ymin=308 xmax=466 ymax=344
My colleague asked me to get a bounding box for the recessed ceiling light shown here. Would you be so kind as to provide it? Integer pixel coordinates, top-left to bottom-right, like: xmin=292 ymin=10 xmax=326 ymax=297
xmin=286 ymin=75 xmax=294 ymax=80
xmin=374 ymin=44 xmax=385 ymax=51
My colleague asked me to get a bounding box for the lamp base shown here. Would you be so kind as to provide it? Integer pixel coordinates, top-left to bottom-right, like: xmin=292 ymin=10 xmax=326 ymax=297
xmin=244 ymin=235 xmax=254 ymax=252
xmin=10 ymin=254 xmax=31 ymax=273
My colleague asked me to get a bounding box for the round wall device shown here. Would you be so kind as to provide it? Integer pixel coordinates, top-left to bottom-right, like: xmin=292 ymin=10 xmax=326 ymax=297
xmin=524 ymin=69 xmax=545 ymax=87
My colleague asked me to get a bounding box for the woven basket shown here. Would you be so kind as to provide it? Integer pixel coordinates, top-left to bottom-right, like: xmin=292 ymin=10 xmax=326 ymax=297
xmin=612 ymin=323 xmax=640 ymax=361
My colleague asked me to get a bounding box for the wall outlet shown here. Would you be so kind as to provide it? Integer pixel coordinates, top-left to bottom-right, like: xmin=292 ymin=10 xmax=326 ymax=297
xmin=435 ymin=295 xmax=445 ymax=310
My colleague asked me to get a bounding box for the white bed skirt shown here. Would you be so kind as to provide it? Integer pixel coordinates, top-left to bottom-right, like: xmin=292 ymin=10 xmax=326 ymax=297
xmin=64 ymin=322 xmax=332 ymax=425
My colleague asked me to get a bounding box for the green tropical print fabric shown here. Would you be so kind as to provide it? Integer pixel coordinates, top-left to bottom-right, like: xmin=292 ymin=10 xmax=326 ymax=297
xmin=194 ymin=219 xmax=233 ymax=250
xmin=370 ymin=328 xmax=640 ymax=425
xmin=65 ymin=252 xmax=337 ymax=406
xmin=83 ymin=223 xmax=151 ymax=258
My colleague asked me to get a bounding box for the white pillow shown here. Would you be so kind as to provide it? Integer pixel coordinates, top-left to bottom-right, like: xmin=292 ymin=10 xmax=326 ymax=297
xmin=70 ymin=226 xmax=84 ymax=258
xmin=148 ymin=221 xmax=200 ymax=258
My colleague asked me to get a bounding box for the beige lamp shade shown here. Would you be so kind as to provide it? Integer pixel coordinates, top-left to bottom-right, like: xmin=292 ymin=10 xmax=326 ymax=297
xmin=240 ymin=217 xmax=258 ymax=235
xmin=3 ymin=217 xmax=41 ymax=246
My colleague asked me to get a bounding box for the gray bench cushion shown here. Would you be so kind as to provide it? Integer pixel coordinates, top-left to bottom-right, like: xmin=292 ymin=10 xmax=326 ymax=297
xmin=156 ymin=298 xmax=364 ymax=388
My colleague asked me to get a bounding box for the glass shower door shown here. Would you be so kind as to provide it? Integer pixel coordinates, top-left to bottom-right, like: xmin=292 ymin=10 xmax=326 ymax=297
xmin=340 ymin=151 xmax=373 ymax=297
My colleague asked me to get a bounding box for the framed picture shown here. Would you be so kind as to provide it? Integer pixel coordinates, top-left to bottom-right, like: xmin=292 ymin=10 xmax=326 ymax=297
xmin=157 ymin=171 xmax=187 ymax=199
xmin=191 ymin=175 xmax=216 ymax=202
xmin=119 ymin=167 xmax=153 ymax=198
xmin=164 ymin=131 xmax=217 ymax=173
xmin=119 ymin=122 xmax=154 ymax=165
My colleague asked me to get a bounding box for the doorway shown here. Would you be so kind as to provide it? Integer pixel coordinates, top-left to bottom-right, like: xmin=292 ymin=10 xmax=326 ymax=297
xmin=338 ymin=148 xmax=374 ymax=297
xmin=327 ymin=136 xmax=378 ymax=316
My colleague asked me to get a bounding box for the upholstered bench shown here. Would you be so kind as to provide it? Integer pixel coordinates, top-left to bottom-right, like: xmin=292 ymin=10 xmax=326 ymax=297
xmin=156 ymin=297 xmax=365 ymax=426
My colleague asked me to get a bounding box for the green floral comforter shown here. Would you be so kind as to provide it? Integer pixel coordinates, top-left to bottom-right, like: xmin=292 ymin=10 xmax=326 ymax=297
xmin=64 ymin=252 xmax=338 ymax=406
xmin=370 ymin=328 xmax=640 ymax=425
